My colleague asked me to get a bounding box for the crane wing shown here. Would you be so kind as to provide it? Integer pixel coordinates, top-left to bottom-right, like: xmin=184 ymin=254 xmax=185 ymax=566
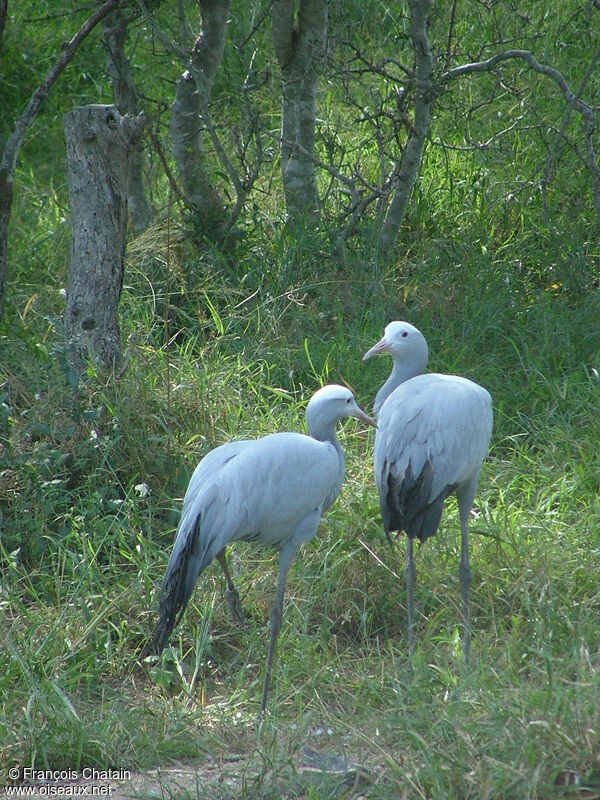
xmin=375 ymin=374 xmax=492 ymax=540
xmin=200 ymin=432 xmax=340 ymax=550
xmin=180 ymin=439 xmax=253 ymax=520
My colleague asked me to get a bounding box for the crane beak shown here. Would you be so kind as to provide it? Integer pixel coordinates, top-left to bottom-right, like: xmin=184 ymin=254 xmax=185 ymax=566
xmin=363 ymin=336 xmax=388 ymax=361
xmin=351 ymin=406 xmax=377 ymax=428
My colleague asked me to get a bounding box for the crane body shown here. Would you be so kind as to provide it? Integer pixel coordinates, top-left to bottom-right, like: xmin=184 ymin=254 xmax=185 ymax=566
xmin=364 ymin=323 xmax=492 ymax=660
xmin=151 ymin=385 xmax=375 ymax=712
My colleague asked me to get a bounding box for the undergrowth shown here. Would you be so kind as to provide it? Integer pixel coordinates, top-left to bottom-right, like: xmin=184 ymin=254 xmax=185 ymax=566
xmin=2 ymin=214 xmax=600 ymax=798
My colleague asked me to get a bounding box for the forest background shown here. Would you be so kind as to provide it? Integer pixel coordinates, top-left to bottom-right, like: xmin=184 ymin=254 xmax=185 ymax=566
xmin=1 ymin=1 xmax=600 ymax=797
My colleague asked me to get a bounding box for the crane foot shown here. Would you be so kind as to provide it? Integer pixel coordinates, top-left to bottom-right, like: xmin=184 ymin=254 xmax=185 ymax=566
xmin=225 ymin=587 xmax=247 ymax=625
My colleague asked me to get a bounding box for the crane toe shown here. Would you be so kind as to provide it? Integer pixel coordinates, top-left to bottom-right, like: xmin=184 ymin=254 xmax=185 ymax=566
xmin=225 ymin=586 xmax=247 ymax=625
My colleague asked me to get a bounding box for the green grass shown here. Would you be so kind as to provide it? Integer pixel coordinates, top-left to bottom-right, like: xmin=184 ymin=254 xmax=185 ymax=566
xmin=2 ymin=217 xmax=600 ymax=798
xmin=3 ymin=1 xmax=600 ymax=793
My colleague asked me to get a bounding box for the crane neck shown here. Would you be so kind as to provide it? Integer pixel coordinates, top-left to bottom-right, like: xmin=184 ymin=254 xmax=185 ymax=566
xmin=307 ymin=421 xmax=345 ymax=510
xmin=308 ymin=419 xmax=340 ymax=448
xmin=307 ymin=420 xmax=345 ymax=469
xmin=374 ymin=360 xmax=424 ymax=417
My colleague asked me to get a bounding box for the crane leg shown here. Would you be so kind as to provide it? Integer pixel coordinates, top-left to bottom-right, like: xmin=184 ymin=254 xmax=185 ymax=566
xmin=404 ymin=537 xmax=416 ymax=652
xmin=216 ymin=549 xmax=246 ymax=624
xmin=457 ymin=490 xmax=474 ymax=666
xmin=260 ymin=546 xmax=294 ymax=714
xmin=458 ymin=520 xmax=471 ymax=665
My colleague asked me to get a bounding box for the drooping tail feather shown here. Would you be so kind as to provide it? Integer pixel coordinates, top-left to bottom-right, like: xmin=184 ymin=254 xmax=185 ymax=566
xmin=151 ymin=557 xmax=189 ymax=654
xmin=150 ymin=510 xmax=207 ymax=655
xmin=384 ymin=459 xmax=457 ymax=543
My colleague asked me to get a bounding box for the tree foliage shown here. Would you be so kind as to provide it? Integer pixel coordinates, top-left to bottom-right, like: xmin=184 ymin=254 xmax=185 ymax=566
xmin=4 ymin=5 xmax=600 ymax=230
xmin=0 ymin=0 xmax=598 ymax=322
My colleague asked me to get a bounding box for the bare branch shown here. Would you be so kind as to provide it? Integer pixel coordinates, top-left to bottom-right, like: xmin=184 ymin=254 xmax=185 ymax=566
xmin=150 ymin=104 xmax=191 ymax=211
xmin=434 ymin=114 xmax=527 ymax=152
xmin=239 ymin=0 xmax=277 ymax=50
xmin=134 ymin=0 xmax=189 ymax=65
xmin=1 ymin=0 xmax=121 ymax=178
xmin=444 ymin=0 xmax=459 ymax=70
xmin=279 ymin=134 xmax=388 ymax=255
xmin=338 ymin=41 xmax=413 ymax=83
xmin=443 ymin=50 xmax=590 ymax=121
xmin=542 ymin=45 xmax=600 ymax=214
xmin=443 ymin=47 xmax=600 ymax=227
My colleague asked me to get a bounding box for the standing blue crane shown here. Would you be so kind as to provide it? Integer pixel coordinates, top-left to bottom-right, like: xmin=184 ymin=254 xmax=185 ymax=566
xmin=151 ymin=384 xmax=376 ymax=712
xmin=363 ymin=322 xmax=493 ymax=661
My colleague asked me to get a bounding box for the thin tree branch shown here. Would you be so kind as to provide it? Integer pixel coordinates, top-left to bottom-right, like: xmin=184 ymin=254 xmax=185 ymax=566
xmin=443 ymin=48 xmax=600 ymax=226
xmin=443 ymin=50 xmax=590 ymax=122
xmin=338 ymin=42 xmax=413 ymax=82
xmin=280 ymin=135 xmax=388 ymax=253
xmin=433 ymin=114 xmax=527 ymax=152
xmin=239 ymin=0 xmax=276 ymax=50
xmin=542 ymin=45 xmax=600 ymax=214
xmin=444 ymin=0 xmax=459 ymax=70
xmin=134 ymin=0 xmax=189 ymax=65
xmin=150 ymin=104 xmax=191 ymax=211
xmin=1 ymin=0 xmax=121 ymax=177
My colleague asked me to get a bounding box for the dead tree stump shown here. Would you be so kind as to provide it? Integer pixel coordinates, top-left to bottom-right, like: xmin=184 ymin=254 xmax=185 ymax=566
xmin=63 ymin=104 xmax=145 ymax=373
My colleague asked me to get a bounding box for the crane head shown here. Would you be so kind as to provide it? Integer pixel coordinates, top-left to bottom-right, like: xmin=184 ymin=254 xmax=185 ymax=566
xmin=306 ymin=385 xmax=376 ymax=434
xmin=363 ymin=321 xmax=428 ymax=369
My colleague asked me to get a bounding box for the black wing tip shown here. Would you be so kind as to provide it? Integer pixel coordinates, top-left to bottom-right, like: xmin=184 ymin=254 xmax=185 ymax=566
xmin=148 ymin=511 xmax=207 ymax=658
xmin=384 ymin=460 xmax=453 ymax=542
xmin=149 ymin=620 xmax=170 ymax=656
xmin=144 ymin=580 xmax=186 ymax=658
xmin=140 ymin=630 xmax=166 ymax=660
xmin=151 ymin=587 xmax=187 ymax=655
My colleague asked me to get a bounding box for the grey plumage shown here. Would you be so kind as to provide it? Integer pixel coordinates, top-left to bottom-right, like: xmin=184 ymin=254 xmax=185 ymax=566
xmin=151 ymin=385 xmax=375 ymax=712
xmin=364 ymin=322 xmax=493 ymax=660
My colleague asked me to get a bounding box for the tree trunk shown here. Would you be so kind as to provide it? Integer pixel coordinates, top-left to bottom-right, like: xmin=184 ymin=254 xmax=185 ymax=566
xmin=0 ymin=0 xmax=7 ymax=51
xmin=0 ymin=162 xmax=12 ymax=316
xmin=378 ymin=0 xmax=433 ymax=260
xmin=63 ymin=105 xmax=145 ymax=373
xmin=102 ymin=5 xmax=152 ymax=234
xmin=170 ymin=69 xmax=226 ymax=235
xmin=169 ymin=0 xmax=231 ymax=238
xmin=272 ymin=0 xmax=328 ymax=221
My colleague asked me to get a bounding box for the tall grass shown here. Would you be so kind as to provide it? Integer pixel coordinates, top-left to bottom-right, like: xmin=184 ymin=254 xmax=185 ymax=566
xmin=2 ymin=205 xmax=600 ymax=797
